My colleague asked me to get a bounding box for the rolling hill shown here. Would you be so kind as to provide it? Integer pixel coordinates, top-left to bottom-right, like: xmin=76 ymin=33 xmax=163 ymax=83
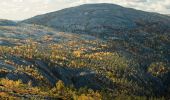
xmin=23 ymin=3 xmax=170 ymax=74
xmin=0 ymin=3 xmax=170 ymax=100
xmin=23 ymin=3 xmax=170 ymax=36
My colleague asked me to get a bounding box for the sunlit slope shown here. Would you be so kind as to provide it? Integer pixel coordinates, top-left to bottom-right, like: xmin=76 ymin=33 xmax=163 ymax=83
xmin=0 ymin=23 xmax=170 ymax=99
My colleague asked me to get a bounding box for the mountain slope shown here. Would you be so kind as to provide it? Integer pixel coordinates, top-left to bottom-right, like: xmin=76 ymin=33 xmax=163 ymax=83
xmin=23 ymin=3 xmax=170 ymax=35
xmin=0 ymin=24 xmax=115 ymax=99
xmin=1 ymin=3 xmax=170 ymax=99
xmin=1 ymin=23 xmax=169 ymax=99
xmin=22 ymin=4 xmax=170 ymax=69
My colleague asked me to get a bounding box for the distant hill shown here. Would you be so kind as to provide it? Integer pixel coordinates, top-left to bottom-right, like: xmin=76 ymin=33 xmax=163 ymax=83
xmin=23 ymin=3 xmax=170 ymax=35
xmin=0 ymin=19 xmax=17 ymax=26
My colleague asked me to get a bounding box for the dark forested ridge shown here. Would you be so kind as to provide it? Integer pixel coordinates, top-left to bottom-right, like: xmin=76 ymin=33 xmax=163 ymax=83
xmin=0 ymin=3 xmax=170 ymax=100
xmin=0 ymin=19 xmax=17 ymax=26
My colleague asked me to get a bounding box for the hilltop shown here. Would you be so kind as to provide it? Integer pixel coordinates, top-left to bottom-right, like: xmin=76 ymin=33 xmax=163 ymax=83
xmin=23 ymin=3 xmax=170 ymax=36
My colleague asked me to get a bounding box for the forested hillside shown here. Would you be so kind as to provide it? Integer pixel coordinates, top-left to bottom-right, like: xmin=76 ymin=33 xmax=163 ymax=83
xmin=0 ymin=3 xmax=170 ymax=100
